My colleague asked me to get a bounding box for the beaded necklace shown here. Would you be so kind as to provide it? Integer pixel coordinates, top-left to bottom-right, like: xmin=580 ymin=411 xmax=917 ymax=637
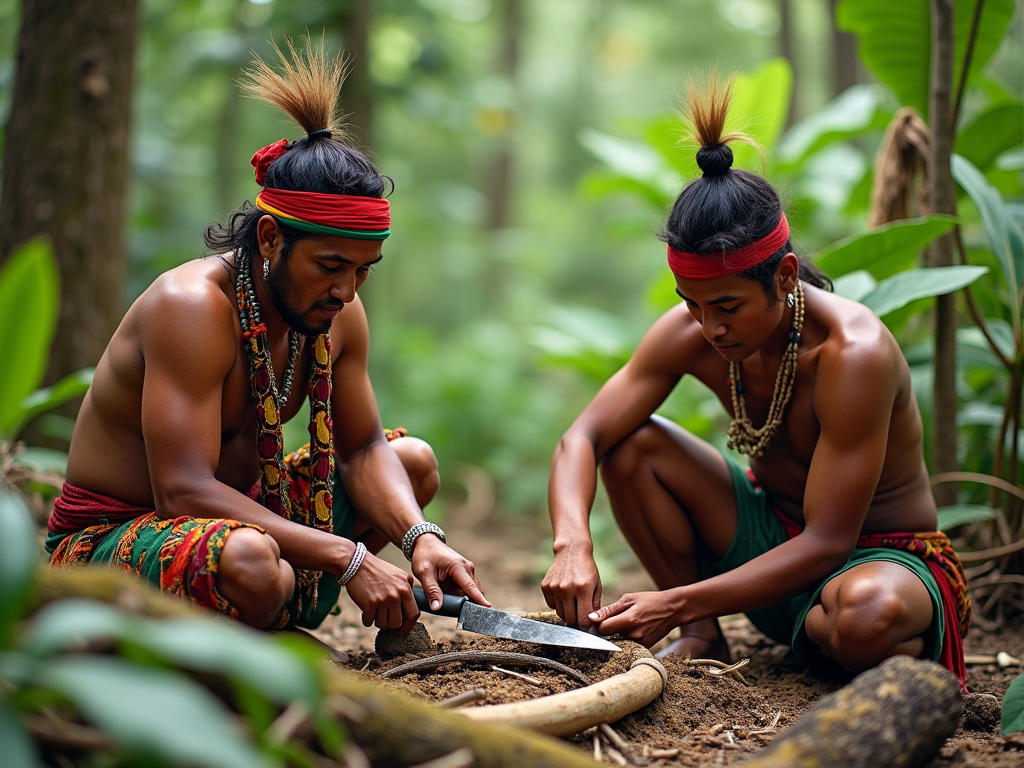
xmin=234 ymin=250 xmax=336 ymax=610
xmin=726 ymin=280 xmax=804 ymax=457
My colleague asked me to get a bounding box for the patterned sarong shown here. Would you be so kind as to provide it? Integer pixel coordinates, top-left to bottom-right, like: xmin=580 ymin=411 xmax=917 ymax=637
xmin=772 ymin=507 xmax=972 ymax=687
xmin=47 ymin=443 xmax=355 ymax=629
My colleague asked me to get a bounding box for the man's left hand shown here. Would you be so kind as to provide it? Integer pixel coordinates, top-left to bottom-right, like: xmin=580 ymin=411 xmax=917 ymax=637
xmin=411 ymin=534 xmax=489 ymax=611
xmin=587 ymin=590 xmax=682 ymax=648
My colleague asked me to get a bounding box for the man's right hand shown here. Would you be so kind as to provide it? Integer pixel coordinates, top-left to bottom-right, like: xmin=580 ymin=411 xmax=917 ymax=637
xmin=344 ymin=554 xmax=420 ymax=633
xmin=541 ymin=547 xmax=602 ymax=629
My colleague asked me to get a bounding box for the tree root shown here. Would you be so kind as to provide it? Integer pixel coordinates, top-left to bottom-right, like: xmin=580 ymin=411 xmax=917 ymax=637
xmin=380 ymin=650 xmax=591 ymax=685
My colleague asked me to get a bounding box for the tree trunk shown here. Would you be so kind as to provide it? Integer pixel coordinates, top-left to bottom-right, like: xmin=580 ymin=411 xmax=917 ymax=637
xmin=0 ymin=0 xmax=139 ymax=383
xmin=829 ymin=0 xmax=860 ymax=94
xmin=928 ymin=0 xmax=959 ymax=507
xmin=333 ymin=0 xmax=375 ymax=150
xmin=743 ymin=655 xmax=961 ymax=768
xmin=481 ymin=0 xmax=522 ymax=233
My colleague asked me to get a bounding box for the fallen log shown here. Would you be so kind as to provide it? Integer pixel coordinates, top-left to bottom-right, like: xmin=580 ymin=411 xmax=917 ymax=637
xmin=742 ymin=655 xmax=962 ymax=768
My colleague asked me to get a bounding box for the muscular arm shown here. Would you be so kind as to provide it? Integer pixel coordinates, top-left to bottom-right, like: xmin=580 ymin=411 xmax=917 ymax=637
xmin=597 ymin=334 xmax=900 ymax=639
xmin=140 ymin=282 xmax=356 ymax=577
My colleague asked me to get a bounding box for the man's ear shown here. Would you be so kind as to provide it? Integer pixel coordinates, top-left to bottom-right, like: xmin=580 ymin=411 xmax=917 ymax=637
xmin=256 ymin=215 xmax=282 ymax=261
xmin=776 ymin=252 xmax=800 ymax=299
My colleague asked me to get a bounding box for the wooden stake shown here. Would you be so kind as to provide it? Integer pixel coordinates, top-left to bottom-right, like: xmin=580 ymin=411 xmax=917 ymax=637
xmin=491 ymin=665 xmax=543 ymax=686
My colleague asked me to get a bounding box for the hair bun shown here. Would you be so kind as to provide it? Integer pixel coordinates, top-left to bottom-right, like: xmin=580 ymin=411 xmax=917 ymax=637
xmin=696 ymin=144 xmax=733 ymax=177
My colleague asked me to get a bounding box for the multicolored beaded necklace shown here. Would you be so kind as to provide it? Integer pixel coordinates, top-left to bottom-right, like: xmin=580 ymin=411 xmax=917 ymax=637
xmin=234 ymin=249 xmax=336 ymax=610
xmin=726 ymin=280 xmax=804 ymax=457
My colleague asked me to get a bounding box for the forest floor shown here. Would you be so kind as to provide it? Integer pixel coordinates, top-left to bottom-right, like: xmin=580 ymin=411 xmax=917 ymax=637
xmin=311 ymin=502 xmax=1024 ymax=767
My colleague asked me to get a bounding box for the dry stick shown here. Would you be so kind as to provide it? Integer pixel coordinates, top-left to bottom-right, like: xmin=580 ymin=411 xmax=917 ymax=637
xmin=491 ymin=665 xmax=544 ymax=686
xmin=437 ymin=688 xmax=487 ymax=709
xmin=380 ymin=651 xmax=590 ymax=685
xmin=604 ymin=745 xmax=629 ymax=766
xmin=688 ymin=657 xmax=749 ymax=684
xmin=599 ymin=723 xmax=630 ymax=753
xmin=648 ymin=748 xmax=681 ymax=759
xmin=593 ymin=733 xmax=602 ymax=761
xmin=266 ymin=700 xmax=310 ymax=745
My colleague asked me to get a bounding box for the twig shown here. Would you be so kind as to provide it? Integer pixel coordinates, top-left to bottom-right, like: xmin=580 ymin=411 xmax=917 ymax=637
xmin=266 ymin=700 xmax=310 ymax=745
xmin=605 ymin=745 xmax=629 ymax=766
xmin=410 ymin=747 xmax=475 ymax=768
xmin=24 ymin=716 xmax=115 ymax=751
xmin=437 ymin=688 xmax=487 ymax=708
xmin=594 ymin=732 xmax=603 ymax=761
xmin=599 ymin=723 xmax=630 ymax=752
xmin=769 ymin=710 xmax=782 ymax=728
xmin=490 ymin=665 xmax=543 ymax=686
xmin=687 ymin=657 xmax=749 ymax=684
xmin=380 ymin=651 xmax=590 ymax=685
xmin=647 ymin=747 xmax=680 ymax=759
xmin=342 ymin=741 xmax=372 ymax=768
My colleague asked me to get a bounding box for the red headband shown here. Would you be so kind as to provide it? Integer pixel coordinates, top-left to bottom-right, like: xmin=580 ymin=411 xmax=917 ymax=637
xmin=256 ymin=187 xmax=391 ymax=240
xmin=667 ymin=213 xmax=790 ymax=280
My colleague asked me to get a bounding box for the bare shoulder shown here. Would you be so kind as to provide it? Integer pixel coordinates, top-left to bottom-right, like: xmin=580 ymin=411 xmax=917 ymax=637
xmin=328 ymin=293 xmax=370 ymax=364
xmin=135 ymin=257 xmax=239 ymax=369
xmin=631 ymin=301 xmax=717 ymax=377
xmin=811 ymin=288 xmax=903 ymax=402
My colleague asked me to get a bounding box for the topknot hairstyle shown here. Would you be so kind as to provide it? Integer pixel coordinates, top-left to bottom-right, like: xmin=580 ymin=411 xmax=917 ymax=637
xmin=205 ymin=35 xmax=392 ymax=260
xmin=660 ymin=72 xmax=829 ymax=296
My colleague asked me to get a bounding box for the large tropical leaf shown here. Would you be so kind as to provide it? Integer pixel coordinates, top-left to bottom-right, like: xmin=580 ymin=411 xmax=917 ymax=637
xmin=0 ymin=699 xmax=38 ymax=768
xmin=41 ymin=657 xmax=276 ymax=768
xmin=13 ymin=368 xmax=95 ymax=439
xmin=836 ymin=0 xmax=1016 ymax=117
xmin=729 ymin=58 xmax=793 ymax=171
xmin=955 ymin=102 xmax=1024 ymax=172
xmin=951 ymin=154 xmax=1024 ymax=322
xmin=778 ymin=84 xmax=891 ymax=167
xmin=861 ymin=265 xmax=988 ymax=317
xmin=0 ymin=490 xmax=38 ymax=649
xmin=1003 ymin=672 xmax=1024 ymax=734
xmin=937 ymin=504 xmax=998 ymax=530
xmin=0 ymin=238 xmax=60 ymax=440
xmin=816 ymin=215 xmax=958 ymax=280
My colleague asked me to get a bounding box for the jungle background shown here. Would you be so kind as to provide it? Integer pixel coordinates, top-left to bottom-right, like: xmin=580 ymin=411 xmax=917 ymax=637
xmin=1 ymin=0 xmax=1023 ymax=766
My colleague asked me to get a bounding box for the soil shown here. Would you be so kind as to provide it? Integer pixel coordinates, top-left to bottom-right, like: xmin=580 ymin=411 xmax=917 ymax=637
xmin=311 ymin=506 xmax=1024 ymax=767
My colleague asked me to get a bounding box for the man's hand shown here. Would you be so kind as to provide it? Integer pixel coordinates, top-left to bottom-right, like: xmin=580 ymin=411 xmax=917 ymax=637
xmin=588 ymin=590 xmax=682 ymax=648
xmin=344 ymin=554 xmax=420 ymax=632
xmin=411 ymin=534 xmax=489 ymax=611
xmin=541 ymin=546 xmax=602 ymax=629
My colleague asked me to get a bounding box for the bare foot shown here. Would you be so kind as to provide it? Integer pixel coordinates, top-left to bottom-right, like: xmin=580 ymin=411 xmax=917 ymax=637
xmin=656 ymin=619 xmax=731 ymax=663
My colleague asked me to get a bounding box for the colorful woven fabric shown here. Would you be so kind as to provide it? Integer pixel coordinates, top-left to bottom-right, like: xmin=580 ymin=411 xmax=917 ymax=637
xmin=771 ymin=505 xmax=971 ymax=686
xmin=667 ymin=212 xmax=789 ymax=279
xmin=255 ymin=188 xmax=391 ymax=240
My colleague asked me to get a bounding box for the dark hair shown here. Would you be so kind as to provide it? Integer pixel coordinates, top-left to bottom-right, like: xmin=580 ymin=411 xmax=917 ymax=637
xmin=657 ymin=74 xmax=830 ymax=297
xmin=204 ymin=36 xmax=392 ymax=258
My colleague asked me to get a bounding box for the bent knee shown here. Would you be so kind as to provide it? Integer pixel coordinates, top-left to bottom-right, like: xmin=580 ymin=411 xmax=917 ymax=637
xmin=393 ymin=437 xmax=440 ymax=505
xmin=219 ymin=528 xmax=287 ymax=592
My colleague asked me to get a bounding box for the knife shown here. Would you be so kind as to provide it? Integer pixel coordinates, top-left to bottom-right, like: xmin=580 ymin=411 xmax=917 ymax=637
xmin=412 ymin=587 xmax=620 ymax=652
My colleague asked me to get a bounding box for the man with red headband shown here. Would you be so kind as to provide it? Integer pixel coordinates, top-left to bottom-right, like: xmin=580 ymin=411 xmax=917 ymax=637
xmin=45 ymin=44 xmax=489 ymax=634
xmin=541 ymin=80 xmax=970 ymax=685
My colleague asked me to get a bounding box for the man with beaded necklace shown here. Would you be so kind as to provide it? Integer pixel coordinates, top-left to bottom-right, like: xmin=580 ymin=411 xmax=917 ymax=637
xmin=45 ymin=41 xmax=488 ymax=633
xmin=541 ymin=77 xmax=971 ymax=686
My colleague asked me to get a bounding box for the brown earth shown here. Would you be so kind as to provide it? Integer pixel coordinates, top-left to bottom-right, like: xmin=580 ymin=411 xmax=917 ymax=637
xmin=312 ymin=506 xmax=1024 ymax=767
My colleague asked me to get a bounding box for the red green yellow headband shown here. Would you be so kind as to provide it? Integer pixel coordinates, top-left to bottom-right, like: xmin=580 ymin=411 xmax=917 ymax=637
xmin=251 ymin=139 xmax=391 ymax=241
xmin=667 ymin=213 xmax=789 ymax=280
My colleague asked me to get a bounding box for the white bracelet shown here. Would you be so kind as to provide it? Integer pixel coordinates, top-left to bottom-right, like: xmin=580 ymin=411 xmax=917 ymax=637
xmin=401 ymin=522 xmax=446 ymax=561
xmin=337 ymin=542 xmax=367 ymax=586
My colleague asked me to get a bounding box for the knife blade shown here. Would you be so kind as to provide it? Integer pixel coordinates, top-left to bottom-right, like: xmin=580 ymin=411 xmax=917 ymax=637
xmin=412 ymin=587 xmax=620 ymax=652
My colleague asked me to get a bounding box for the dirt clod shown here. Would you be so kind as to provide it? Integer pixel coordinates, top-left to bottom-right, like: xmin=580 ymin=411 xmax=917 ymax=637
xmin=375 ymin=622 xmax=437 ymax=660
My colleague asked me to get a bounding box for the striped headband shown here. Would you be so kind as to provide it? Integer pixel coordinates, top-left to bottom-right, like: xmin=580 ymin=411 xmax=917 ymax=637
xmin=667 ymin=213 xmax=790 ymax=280
xmin=250 ymin=139 xmax=391 ymax=241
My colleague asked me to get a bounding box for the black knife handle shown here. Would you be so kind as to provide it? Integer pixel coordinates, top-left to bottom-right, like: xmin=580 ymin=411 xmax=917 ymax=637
xmin=413 ymin=586 xmax=466 ymax=617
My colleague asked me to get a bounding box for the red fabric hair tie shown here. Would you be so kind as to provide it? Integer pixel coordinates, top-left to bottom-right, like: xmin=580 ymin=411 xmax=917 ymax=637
xmin=667 ymin=213 xmax=790 ymax=280
xmin=251 ymin=139 xmax=290 ymax=186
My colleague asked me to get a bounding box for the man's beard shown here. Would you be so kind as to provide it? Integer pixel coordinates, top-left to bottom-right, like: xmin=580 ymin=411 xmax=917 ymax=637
xmin=265 ymin=259 xmax=337 ymax=336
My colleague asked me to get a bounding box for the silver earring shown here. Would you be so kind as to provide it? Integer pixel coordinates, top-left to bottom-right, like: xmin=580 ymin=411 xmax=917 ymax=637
xmin=263 ymin=259 xmax=270 ymax=279
xmin=787 ymin=292 xmax=795 ymax=308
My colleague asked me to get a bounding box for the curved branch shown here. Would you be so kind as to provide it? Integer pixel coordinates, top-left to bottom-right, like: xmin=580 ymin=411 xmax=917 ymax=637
xmin=380 ymin=651 xmax=591 ymax=685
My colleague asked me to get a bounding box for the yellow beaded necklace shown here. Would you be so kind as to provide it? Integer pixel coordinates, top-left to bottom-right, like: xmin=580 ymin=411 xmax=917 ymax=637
xmin=726 ymin=281 xmax=805 ymax=457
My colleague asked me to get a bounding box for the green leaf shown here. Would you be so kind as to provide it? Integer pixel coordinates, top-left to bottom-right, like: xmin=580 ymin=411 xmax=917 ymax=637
xmin=955 ymin=103 xmax=1024 ymax=172
xmin=0 ymin=490 xmax=39 ymax=648
xmin=816 ymin=216 xmax=958 ymax=280
xmin=951 ymin=154 xmax=1024 ymax=311
xmin=578 ymin=128 xmax=679 ymax=199
xmin=1002 ymin=672 xmax=1024 ymax=734
xmin=860 ymin=265 xmax=988 ymax=317
xmin=729 ymin=58 xmax=793 ymax=171
xmin=832 ymin=270 xmax=877 ymax=302
xmin=836 ymin=0 xmax=1016 ymax=116
xmin=778 ymin=84 xmax=890 ymax=166
xmin=0 ymin=698 xmax=38 ymax=768
xmin=26 ymin=601 xmax=319 ymax=706
xmin=0 ymin=238 xmax=60 ymax=440
xmin=937 ymin=504 xmax=998 ymax=530
xmin=41 ymin=656 xmax=276 ymax=768
xmin=15 ymin=368 xmax=95 ymax=437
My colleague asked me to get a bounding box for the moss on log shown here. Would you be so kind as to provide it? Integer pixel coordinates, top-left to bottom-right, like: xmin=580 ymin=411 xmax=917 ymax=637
xmin=744 ymin=655 xmax=962 ymax=768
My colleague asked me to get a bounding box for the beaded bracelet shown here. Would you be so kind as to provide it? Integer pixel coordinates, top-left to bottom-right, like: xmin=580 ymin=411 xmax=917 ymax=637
xmin=401 ymin=522 xmax=446 ymax=561
xmin=337 ymin=541 xmax=367 ymax=587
